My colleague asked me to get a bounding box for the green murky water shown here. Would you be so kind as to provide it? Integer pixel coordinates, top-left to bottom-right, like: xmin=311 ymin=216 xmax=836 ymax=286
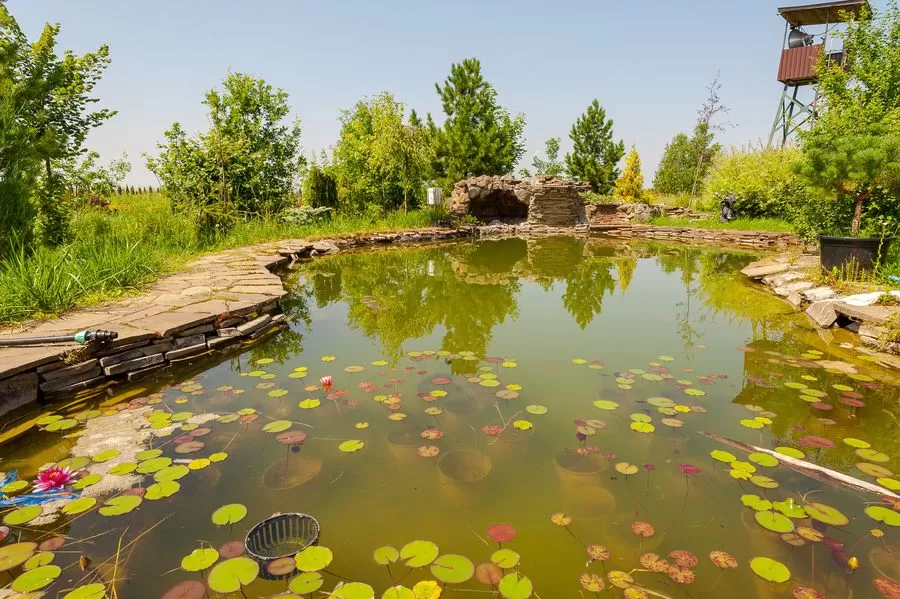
xmin=2 ymin=236 xmax=900 ymax=598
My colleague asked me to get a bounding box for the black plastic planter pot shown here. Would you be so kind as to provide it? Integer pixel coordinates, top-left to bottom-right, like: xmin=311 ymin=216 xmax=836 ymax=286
xmin=819 ymin=236 xmax=891 ymax=274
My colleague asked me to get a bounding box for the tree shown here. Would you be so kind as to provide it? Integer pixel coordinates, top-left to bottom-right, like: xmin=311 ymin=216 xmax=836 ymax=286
xmin=0 ymin=5 xmax=114 ymax=245
xmin=521 ymin=137 xmax=565 ymax=177
xmin=147 ymin=73 xmax=304 ymax=232
xmin=303 ymin=164 xmax=338 ymax=208
xmin=60 ymin=151 xmax=130 ymax=205
xmin=613 ymin=145 xmax=644 ymax=202
xmin=564 ymin=100 xmax=625 ymax=194
xmin=332 ymin=92 xmax=431 ymax=212
xmin=653 ymin=75 xmax=728 ymax=199
xmin=794 ymin=1 xmax=900 ymax=237
xmin=429 ymin=58 xmax=525 ymax=186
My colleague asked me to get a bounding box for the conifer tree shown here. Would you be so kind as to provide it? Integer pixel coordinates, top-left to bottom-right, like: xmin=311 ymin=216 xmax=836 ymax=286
xmin=614 ymin=145 xmax=644 ymax=202
xmin=565 ymin=100 xmax=624 ymax=194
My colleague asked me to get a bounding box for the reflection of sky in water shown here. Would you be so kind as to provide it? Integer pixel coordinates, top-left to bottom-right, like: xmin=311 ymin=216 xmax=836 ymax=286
xmin=3 ymin=236 xmax=898 ymax=598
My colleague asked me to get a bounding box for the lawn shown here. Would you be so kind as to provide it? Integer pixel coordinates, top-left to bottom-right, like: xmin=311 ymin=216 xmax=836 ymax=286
xmin=0 ymin=193 xmax=434 ymax=325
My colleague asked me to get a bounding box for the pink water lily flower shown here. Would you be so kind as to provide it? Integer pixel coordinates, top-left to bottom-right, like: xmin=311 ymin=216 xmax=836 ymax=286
xmin=33 ymin=466 xmax=76 ymax=492
xmin=320 ymin=375 xmax=333 ymax=388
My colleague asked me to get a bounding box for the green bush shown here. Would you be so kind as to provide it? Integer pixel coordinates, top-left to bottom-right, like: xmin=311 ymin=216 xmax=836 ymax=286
xmin=646 ymin=191 xmax=690 ymax=208
xmin=580 ymin=192 xmax=619 ymax=205
xmin=700 ymin=146 xmax=809 ymax=218
xmin=280 ymin=206 xmax=333 ymax=226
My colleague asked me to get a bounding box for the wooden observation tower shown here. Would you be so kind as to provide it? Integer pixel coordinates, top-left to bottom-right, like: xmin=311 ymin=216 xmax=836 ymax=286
xmin=768 ymin=0 xmax=870 ymax=147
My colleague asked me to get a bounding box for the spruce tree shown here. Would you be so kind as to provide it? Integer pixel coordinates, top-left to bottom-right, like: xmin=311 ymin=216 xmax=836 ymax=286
xmin=430 ymin=58 xmax=525 ymax=186
xmin=614 ymin=145 xmax=644 ymax=202
xmin=564 ymin=100 xmax=625 ymax=194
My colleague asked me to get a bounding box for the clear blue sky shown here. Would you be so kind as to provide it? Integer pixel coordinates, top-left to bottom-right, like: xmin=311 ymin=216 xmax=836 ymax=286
xmin=7 ymin=0 xmax=884 ymax=186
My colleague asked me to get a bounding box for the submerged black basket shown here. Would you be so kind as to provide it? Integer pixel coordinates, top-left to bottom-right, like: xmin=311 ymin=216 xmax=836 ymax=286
xmin=245 ymin=512 xmax=320 ymax=579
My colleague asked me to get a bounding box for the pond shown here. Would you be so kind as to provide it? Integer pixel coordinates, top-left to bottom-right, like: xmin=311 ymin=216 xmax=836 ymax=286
xmin=1 ymin=236 xmax=899 ymax=599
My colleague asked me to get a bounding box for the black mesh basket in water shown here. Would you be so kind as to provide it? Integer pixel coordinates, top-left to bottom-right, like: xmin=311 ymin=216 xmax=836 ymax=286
xmin=245 ymin=512 xmax=320 ymax=579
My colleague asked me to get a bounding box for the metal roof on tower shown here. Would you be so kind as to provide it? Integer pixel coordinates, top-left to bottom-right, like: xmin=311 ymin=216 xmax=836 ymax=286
xmin=777 ymin=0 xmax=870 ymax=26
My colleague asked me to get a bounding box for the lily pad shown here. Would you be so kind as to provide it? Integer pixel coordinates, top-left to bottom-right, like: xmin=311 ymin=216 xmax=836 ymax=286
xmin=374 ymin=545 xmax=399 ymax=565
xmin=411 ymin=580 xmax=442 ymax=599
xmin=498 ymin=572 xmax=533 ymax=599
xmin=295 ymin=546 xmax=333 ymax=572
xmin=211 ymin=503 xmax=247 ymax=526
xmin=431 ymin=553 xmax=475 ymax=584
xmin=298 ymin=399 xmax=321 ymax=409
xmin=61 ymin=497 xmax=97 ymax=515
xmin=580 ymin=572 xmax=605 ymax=592
xmin=99 ymin=495 xmax=142 ymax=516
xmin=289 ymin=571 xmax=324 ymax=594
xmin=615 ymin=462 xmax=639 ymax=475
xmin=525 ymin=405 xmax=548 ymax=415
xmin=263 ymin=420 xmax=293 ymax=433
xmin=92 ymin=449 xmax=121 ymax=463
xmin=475 ymin=562 xmax=503 ymax=585
xmin=146 ymin=480 xmax=181 ymax=500
xmin=182 ymin=547 xmax=219 ymax=571
xmin=400 ymin=540 xmax=439 ymax=568
xmin=108 ymin=462 xmax=138 ymax=475
xmin=486 ymin=523 xmax=517 ymax=543
xmin=550 ymin=512 xmax=573 ymax=526
xmin=512 ymin=420 xmax=533 ymax=430
xmin=709 ymin=551 xmax=738 ymax=569
xmin=62 ymin=583 xmax=108 ymax=599
xmin=710 ymin=450 xmax=737 ymax=463
xmin=383 ymin=585 xmax=415 ymax=599
xmin=491 ymin=549 xmax=520 ymax=568
xmin=775 ymin=447 xmax=805 ymax=459
xmin=11 ymin=564 xmax=61 ymax=592
xmin=339 ymin=440 xmax=365 ymax=453
xmin=0 ymin=542 xmax=37 ymax=572
xmin=866 ymin=506 xmax=900 ymax=527
xmin=805 ymin=502 xmax=849 ymax=526
xmin=333 ymin=582 xmax=375 ymax=598
xmin=207 ymin=557 xmax=259 ymax=593
xmin=137 ymin=456 xmax=172 ymax=474
xmin=750 ymin=556 xmax=790 ymax=583
xmin=74 ymin=473 xmax=102 ymax=489
xmin=24 ymin=551 xmax=54 ymax=570
xmin=593 ymin=400 xmax=619 ymax=411
xmin=749 ymin=453 xmax=779 ymax=467
xmin=755 ymin=511 xmax=794 ymax=533
xmin=4 ymin=506 xmax=42 ymax=526
xmin=858 ymin=448 xmax=891 ymax=462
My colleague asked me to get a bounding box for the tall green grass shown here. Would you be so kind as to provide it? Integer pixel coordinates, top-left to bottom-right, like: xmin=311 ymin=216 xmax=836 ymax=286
xmin=647 ymin=216 xmax=794 ymax=233
xmin=0 ymin=193 xmax=434 ymax=324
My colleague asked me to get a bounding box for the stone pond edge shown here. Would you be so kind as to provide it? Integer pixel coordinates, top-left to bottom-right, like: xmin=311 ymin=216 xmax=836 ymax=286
xmin=0 ymin=223 xmax=806 ymax=420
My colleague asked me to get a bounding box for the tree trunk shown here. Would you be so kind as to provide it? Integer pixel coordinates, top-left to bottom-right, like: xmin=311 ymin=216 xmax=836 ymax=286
xmin=403 ymin=188 xmax=408 ymax=214
xmin=850 ymin=190 xmax=867 ymax=237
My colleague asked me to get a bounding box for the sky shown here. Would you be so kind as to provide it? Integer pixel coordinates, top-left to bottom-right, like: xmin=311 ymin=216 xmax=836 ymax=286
xmin=6 ymin=0 xmax=884 ymax=187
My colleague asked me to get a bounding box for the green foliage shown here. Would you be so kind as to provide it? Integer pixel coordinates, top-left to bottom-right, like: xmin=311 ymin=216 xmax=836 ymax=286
xmin=646 ymin=191 xmax=691 ymax=208
xmin=280 ymin=206 xmax=332 ymax=226
xmin=146 ymin=73 xmax=304 ymax=234
xmin=522 ymin=137 xmax=565 ymax=177
xmin=429 ymin=58 xmax=525 ymax=186
xmin=60 ymin=152 xmax=131 ymax=207
xmin=0 ymin=5 xmax=114 ymax=247
xmin=701 ymin=146 xmax=808 ymax=218
xmin=613 ymin=145 xmax=644 ymax=202
xmin=303 ymin=165 xmax=338 ymax=208
xmin=332 ymin=92 xmax=432 ymax=212
xmin=653 ymin=123 xmax=720 ymax=195
xmin=794 ymin=1 xmax=900 ymax=238
xmin=564 ymin=99 xmax=624 ymax=194
xmin=580 ymin=192 xmax=618 ymax=205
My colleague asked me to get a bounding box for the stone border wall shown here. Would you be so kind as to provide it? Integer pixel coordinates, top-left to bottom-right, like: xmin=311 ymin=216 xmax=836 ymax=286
xmin=597 ymin=225 xmax=803 ymax=249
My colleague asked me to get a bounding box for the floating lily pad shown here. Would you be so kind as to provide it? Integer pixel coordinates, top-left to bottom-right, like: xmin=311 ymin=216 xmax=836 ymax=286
xmin=593 ymin=400 xmax=619 ymax=411
xmin=4 ymin=506 xmax=42 ymax=526
xmin=182 ymin=547 xmax=219 ymax=571
xmin=857 ymin=448 xmax=890 ymax=462
xmin=62 ymin=583 xmax=108 ymax=599
xmin=512 ymin=420 xmax=533 ymax=431
xmin=209 ymin=452 xmax=228 ymax=462
xmin=749 ymin=453 xmax=779 ymax=467
xmin=526 ymin=405 xmax=548 ymax=415
xmin=61 ymin=497 xmax=97 ymax=515
xmin=742 ymin=494 xmax=772 ymax=511
xmin=710 ymin=450 xmax=737 ymax=463
xmin=208 ymin=557 xmax=259 ymax=593
xmin=99 ymin=495 xmax=142 ymax=516
xmin=615 ymin=463 xmax=638 ymax=475
xmin=45 ymin=419 xmax=78 ymax=432
xmin=108 ymin=462 xmax=138 ymax=475
xmin=0 ymin=542 xmax=37 ymax=572
xmin=211 ymin=503 xmax=247 ymax=526
xmin=498 ymin=572 xmax=533 ymax=599
xmin=400 ymin=540 xmax=439 ymax=568
xmin=92 ymin=449 xmax=120 ymax=463
xmin=750 ymin=475 xmax=779 ymax=489
xmin=709 ymin=551 xmax=738 ymax=569
xmin=136 ymin=456 xmax=172 ymax=474
xmin=12 ymin=564 xmax=61 ymax=592
xmin=631 ymin=521 xmax=655 ymax=537
xmin=750 ymin=556 xmax=790 ymax=583
xmin=289 ymin=571 xmax=324 ymax=594
xmin=550 ymin=512 xmax=573 ymax=526
xmin=774 ymin=500 xmax=807 ymax=519
xmin=74 ymin=473 xmax=102 ymax=489
xmin=755 ymin=511 xmax=794 ymax=533
xmin=146 ymin=480 xmax=180 ymax=500
xmin=411 ymin=581 xmax=441 ymax=599
xmin=475 ymin=562 xmax=503 ymax=585
xmin=0 ymin=480 xmax=28 ymax=494
xmin=374 ymin=546 xmax=399 ymax=565
xmin=382 ymin=586 xmax=414 ymax=599
xmin=775 ymin=447 xmax=805 ymax=459
xmin=866 ymin=506 xmax=900 ymax=527
xmin=878 ymin=478 xmax=900 ymax=491
xmin=486 ymin=523 xmax=516 ymax=543
xmin=580 ymin=572 xmax=605 ymax=592
xmin=339 ymin=440 xmax=365 ymax=453
xmin=431 ymin=553 xmax=475 ymax=584
xmin=491 ymin=549 xmax=520 ymax=568
xmin=298 ymin=399 xmax=321 ymax=409
xmin=607 ymin=570 xmax=634 ymax=588
xmin=805 ymin=502 xmax=849 ymax=526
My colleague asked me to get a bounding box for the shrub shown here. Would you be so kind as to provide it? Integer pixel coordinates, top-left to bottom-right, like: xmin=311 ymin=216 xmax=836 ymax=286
xmin=280 ymin=206 xmax=333 ymax=226
xmin=580 ymin=192 xmax=619 ymax=205
xmin=646 ymin=191 xmax=690 ymax=208
xmin=700 ymin=146 xmax=808 ymax=218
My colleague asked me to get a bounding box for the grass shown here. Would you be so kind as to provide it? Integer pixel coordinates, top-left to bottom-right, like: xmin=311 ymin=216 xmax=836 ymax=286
xmin=0 ymin=193 xmax=434 ymax=325
xmin=647 ymin=215 xmax=794 ymax=233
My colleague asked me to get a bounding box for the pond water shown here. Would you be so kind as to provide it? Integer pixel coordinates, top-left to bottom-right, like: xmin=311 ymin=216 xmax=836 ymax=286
xmin=2 ymin=236 xmax=900 ymax=599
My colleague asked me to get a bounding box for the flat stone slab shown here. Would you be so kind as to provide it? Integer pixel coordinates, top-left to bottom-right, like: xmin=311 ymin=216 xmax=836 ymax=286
xmin=774 ymin=280 xmax=815 ymax=297
xmin=833 ymin=303 xmax=899 ymax=325
xmin=741 ymin=262 xmax=792 ymax=279
xmin=803 ymin=287 xmax=839 ymax=302
xmin=807 ymin=300 xmax=840 ymax=327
